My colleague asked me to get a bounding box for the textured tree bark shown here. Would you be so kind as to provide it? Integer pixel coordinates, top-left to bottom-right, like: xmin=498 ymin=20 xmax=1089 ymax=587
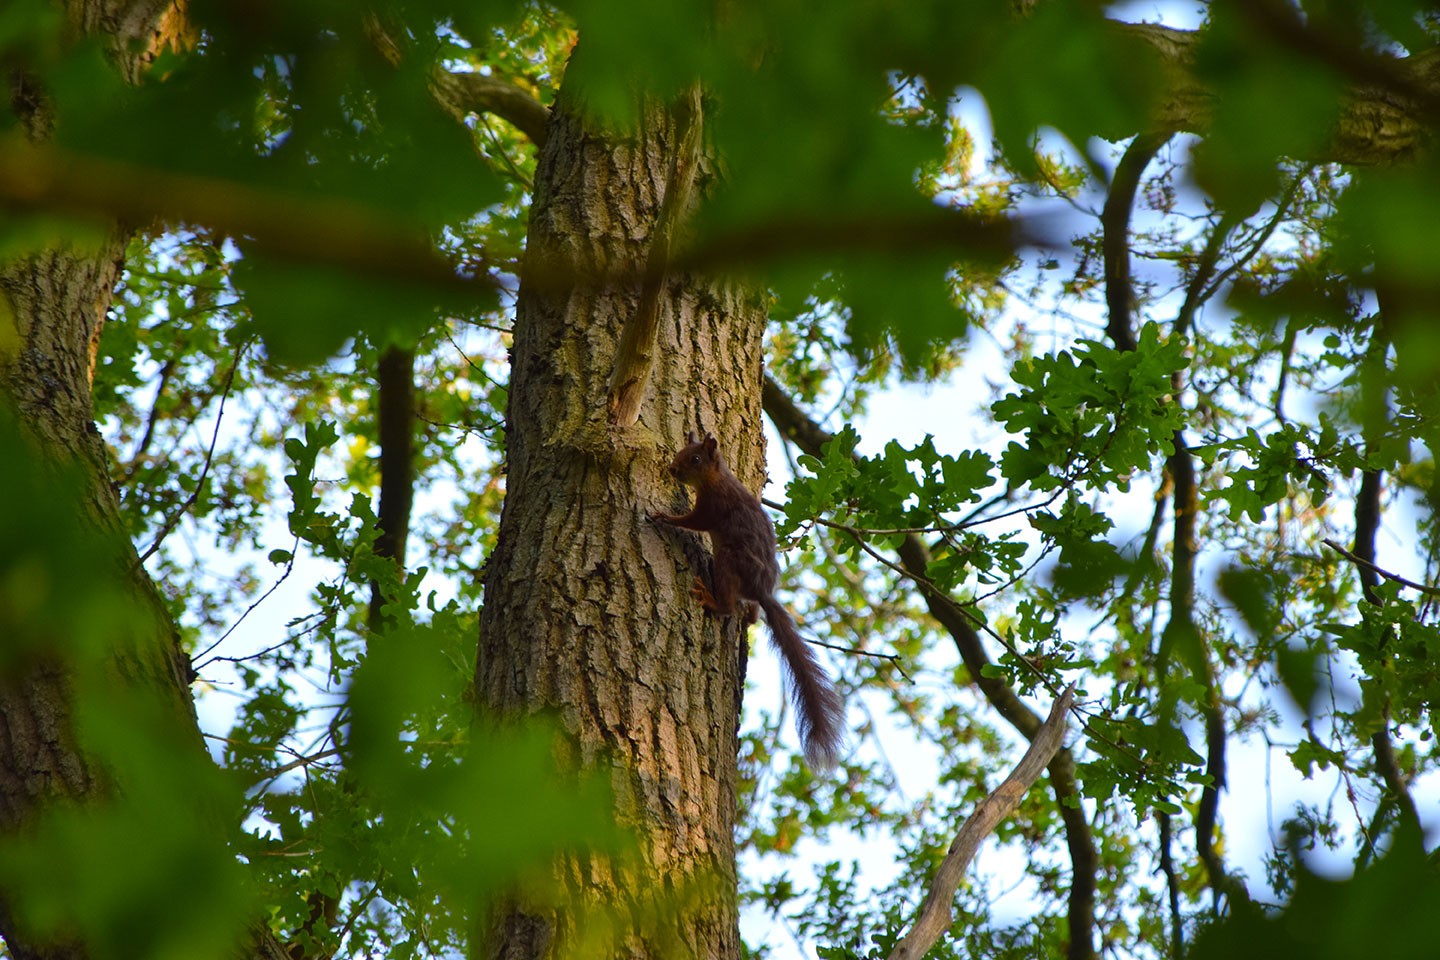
xmin=474 ymin=87 xmax=765 ymax=960
xmin=0 ymin=244 xmax=210 ymax=960
xmin=0 ymin=4 xmax=287 ymax=959
xmin=1121 ymin=22 xmax=1440 ymax=165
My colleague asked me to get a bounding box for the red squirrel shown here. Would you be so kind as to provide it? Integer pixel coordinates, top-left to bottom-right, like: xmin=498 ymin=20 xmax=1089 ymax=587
xmin=653 ymin=432 xmax=845 ymax=771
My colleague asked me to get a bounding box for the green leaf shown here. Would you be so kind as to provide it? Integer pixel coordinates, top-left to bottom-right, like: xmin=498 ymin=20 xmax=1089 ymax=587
xmin=1191 ymin=825 xmax=1440 ymax=960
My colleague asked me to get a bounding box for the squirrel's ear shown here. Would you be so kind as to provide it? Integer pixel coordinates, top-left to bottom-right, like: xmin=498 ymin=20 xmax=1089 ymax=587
xmin=703 ymin=436 xmax=718 ymax=454
xmin=686 ymin=430 xmax=698 ymax=444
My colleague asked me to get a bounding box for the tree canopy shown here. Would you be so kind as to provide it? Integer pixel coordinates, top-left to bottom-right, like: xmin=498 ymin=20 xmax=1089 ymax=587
xmin=1 ymin=1 xmax=1438 ymax=959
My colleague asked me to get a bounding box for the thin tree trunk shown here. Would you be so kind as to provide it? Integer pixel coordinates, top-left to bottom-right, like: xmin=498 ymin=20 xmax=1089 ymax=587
xmin=475 ymin=86 xmax=763 ymax=960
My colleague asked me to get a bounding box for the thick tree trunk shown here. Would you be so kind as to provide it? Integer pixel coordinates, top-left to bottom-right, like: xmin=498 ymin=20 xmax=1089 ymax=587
xmin=0 ymin=5 xmax=287 ymax=959
xmin=475 ymin=90 xmax=766 ymax=960
xmin=0 ymin=243 xmax=204 ymax=960
xmin=0 ymin=246 xmax=122 ymax=960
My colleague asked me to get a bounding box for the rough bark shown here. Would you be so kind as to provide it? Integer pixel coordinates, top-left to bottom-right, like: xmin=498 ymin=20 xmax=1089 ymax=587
xmin=1121 ymin=22 xmax=1440 ymax=165
xmin=474 ymin=85 xmax=764 ymax=959
xmin=0 ymin=3 xmax=286 ymax=959
xmin=0 ymin=177 xmax=205 ymax=960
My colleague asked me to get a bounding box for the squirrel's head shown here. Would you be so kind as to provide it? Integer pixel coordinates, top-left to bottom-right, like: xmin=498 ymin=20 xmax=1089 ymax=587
xmin=669 ymin=432 xmax=720 ymax=481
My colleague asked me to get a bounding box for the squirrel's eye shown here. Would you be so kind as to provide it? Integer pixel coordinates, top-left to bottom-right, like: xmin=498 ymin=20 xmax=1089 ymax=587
xmin=691 ymin=455 xmax=701 ymax=464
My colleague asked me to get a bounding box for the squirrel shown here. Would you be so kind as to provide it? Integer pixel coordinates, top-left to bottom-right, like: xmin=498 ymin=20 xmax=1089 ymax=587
xmin=652 ymin=432 xmax=845 ymax=771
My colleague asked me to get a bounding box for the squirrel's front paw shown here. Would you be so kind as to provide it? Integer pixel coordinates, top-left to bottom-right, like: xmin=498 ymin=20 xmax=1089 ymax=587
xmin=690 ymin=578 xmax=718 ymax=610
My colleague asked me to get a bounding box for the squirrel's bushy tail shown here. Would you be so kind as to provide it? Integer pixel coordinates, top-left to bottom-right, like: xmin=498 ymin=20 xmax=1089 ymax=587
xmin=758 ymin=595 xmax=845 ymax=772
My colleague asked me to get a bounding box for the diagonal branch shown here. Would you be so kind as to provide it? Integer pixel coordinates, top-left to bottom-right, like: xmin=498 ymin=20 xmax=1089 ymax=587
xmin=430 ymin=71 xmax=552 ymax=148
xmin=1322 ymin=538 xmax=1440 ymax=598
xmin=761 ymin=377 xmax=1099 ymax=960
xmin=888 ymin=685 xmax=1075 ymax=960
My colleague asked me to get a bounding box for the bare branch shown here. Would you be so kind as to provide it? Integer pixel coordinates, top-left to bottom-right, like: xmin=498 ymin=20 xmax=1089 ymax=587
xmin=431 ymin=71 xmax=552 ymax=149
xmin=1322 ymin=537 xmax=1440 ymax=598
xmin=888 ymin=685 xmax=1075 ymax=960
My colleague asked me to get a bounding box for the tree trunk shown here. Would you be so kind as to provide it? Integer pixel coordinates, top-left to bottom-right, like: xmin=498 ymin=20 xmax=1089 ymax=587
xmin=0 ymin=245 xmax=124 ymax=960
xmin=0 ymin=5 xmax=287 ymax=959
xmin=475 ymin=89 xmax=766 ymax=960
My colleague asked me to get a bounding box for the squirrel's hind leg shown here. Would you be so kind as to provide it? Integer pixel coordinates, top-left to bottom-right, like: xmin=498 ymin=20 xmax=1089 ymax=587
xmin=692 ymin=562 xmax=743 ymax=617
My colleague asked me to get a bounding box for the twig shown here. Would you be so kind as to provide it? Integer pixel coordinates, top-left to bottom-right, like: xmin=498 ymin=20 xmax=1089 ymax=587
xmin=759 ymin=496 xmax=952 ymax=536
xmin=805 ymin=636 xmax=912 ymax=682
xmin=121 ymin=357 xmax=175 ymax=480
xmin=262 ymin=747 xmax=344 ymax=780
xmin=1195 ymin=169 xmax=1308 ymax=308
xmin=476 ymin=113 xmax=535 ymax=189
xmin=197 ymin=617 xmax=317 ymax=672
xmin=192 ymin=534 xmax=300 ymax=669
xmin=333 ymin=881 xmax=384 ymax=956
xmin=133 ymin=340 xmax=247 ymax=569
xmin=1322 ymin=537 xmax=1440 ymax=596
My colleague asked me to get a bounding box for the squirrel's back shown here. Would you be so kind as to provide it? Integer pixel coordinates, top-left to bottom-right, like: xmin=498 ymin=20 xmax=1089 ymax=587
xmin=661 ymin=433 xmax=845 ymax=770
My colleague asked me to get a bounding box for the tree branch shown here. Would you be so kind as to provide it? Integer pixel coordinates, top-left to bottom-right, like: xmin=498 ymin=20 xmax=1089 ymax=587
xmin=1346 ymin=317 xmax=1422 ymax=834
xmin=368 ymin=346 xmax=416 ymax=628
xmin=1157 ymin=812 xmax=1184 ymax=960
xmin=364 ymin=10 xmax=551 ymax=148
xmin=1238 ymin=0 xmax=1440 ymax=118
xmin=1322 ymin=538 xmax=1440 ymax=598
xmin=761 ymin=376 xmax=1099 ymax=960
xmin=608 ymin=85 xmax=705 ymax=426
xmin=0 ymin=134 xmax=486 ymax=297
xmin=430 ymin=71 xmax=552 ymax=149
xmin=888 ymin=685 xmax=1075 ymax=960
xmin=132 ymin=340 xmax=245 ymax=570
xmin=1101 ymin=131 xmax=1170 ymax=352
xmin=1098 ymin=135 xmax=1248 ymax=914
xmin=1119 ymin=21 xmax=1440 ymax=166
